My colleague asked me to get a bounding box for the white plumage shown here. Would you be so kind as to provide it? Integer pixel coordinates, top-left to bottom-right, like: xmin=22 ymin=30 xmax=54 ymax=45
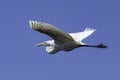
xmin=29 ymin=20 xmax=107 ymax=54
xmin=69 ymin=28 xmax=96 ymax=43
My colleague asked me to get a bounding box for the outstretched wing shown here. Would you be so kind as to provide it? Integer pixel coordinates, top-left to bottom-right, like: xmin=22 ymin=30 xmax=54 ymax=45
xmin=29 ymin=20 xmax=74 ymax=44
xmin=69 ymin=28 xmax=96 ymax=43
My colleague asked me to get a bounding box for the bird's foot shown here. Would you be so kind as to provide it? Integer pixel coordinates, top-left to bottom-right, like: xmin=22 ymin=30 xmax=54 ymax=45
xmin=96 ymin=44 xmax=107 ymax=48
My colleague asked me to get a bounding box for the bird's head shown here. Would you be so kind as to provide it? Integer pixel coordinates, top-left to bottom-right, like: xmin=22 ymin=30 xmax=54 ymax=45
xmin=35 ymin=40 xmax=54 ymax=46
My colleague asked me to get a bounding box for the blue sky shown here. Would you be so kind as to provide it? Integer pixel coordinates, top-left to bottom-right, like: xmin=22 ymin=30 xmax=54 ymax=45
xmin=0 ymin=0 xmax=120 ymax=80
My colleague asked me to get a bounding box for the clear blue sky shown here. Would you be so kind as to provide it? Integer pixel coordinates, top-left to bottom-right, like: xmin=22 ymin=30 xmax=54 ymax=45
xmin=0 ymin=0 xmax=120 ymax=80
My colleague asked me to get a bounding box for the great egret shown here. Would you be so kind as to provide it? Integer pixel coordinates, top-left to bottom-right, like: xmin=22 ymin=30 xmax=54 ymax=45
xmin=29 ymin=20 xmax=107 ymax=54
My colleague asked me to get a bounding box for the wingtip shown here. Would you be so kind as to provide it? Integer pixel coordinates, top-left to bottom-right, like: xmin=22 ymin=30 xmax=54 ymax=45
xmin=29 ymin=20 xmax=33 ymax=29
xmin=84 ymin=27 xmax=96 ymax=32
xmin=92 ymin=28 xmax=96 ymax=32
xmin=29 ymin=20 xmax=38 ymax=29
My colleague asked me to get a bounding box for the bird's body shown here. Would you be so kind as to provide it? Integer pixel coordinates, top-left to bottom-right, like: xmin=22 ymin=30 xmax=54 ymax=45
xmin=29 ymin=20 xmax=107 ymax=54
xmin=43 ymin=40 xmax=80 ymax=54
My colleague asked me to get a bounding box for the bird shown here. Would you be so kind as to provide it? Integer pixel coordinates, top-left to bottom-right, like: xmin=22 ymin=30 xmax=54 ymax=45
xmin=29 ymin=20 xmax=107 ymax=54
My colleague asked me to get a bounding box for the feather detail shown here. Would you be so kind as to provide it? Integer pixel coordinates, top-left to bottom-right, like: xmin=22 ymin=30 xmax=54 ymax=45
xmin=69 ymin=28 xmax=96 ymax=43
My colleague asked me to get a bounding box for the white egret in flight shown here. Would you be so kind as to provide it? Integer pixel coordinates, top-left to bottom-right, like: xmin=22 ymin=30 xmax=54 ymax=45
xmin=29 ymin=20 xmax=107 ymax=54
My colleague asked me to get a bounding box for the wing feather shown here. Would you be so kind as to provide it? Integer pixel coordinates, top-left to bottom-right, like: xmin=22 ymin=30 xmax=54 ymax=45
xmin=69 ymin=28 xmax=96 ymax=43
xmin=29 ymin=20 xmax=74 ymax=44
